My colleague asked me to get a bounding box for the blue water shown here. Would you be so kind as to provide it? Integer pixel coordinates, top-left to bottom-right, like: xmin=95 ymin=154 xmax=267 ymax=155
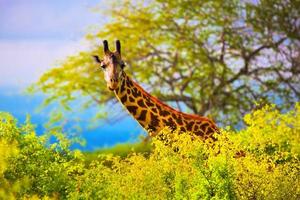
xmin=0 ymin=86 xmax=145 ymax=151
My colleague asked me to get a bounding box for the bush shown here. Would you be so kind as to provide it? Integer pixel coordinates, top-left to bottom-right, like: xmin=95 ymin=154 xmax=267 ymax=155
xmin=0 ymin=103 xmax=299 ymax=199
xmin=0 ymin=113 xmax=84 ymax=199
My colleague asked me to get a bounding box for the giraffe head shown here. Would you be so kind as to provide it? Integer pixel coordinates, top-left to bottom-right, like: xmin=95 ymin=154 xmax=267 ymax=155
xmin=93 ymin=40 xmax=126 ymax=91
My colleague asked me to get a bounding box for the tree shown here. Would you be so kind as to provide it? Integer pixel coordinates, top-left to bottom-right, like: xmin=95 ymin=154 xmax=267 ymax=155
xmin=32 ymin=0 xmax=300 ymax=126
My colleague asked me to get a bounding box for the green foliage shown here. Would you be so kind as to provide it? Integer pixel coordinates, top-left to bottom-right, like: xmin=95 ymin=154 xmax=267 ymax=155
xmin=31 ymin=0 xmax=300 ymax=126
xmin=84 ymin=142 xmax=151 ymax=163
xmin=1 ymin=103 xmax=300 ymax=199
xmin=0 ymin=112 xmax=84 ymax=199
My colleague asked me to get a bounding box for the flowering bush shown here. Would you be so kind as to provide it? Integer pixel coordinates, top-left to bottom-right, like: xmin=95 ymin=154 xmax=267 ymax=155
xmin=1 ymin=103 xmax=299 ymax=199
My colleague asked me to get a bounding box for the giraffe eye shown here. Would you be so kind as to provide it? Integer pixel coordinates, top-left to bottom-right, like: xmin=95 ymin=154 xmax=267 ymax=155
xmin=101 ymin=64 xmax=107 ymax=69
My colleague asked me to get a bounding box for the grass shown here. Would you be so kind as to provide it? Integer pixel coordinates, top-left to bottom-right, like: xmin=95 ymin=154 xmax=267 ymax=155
xmin=83 ymin=141 xmax=152 ymax=163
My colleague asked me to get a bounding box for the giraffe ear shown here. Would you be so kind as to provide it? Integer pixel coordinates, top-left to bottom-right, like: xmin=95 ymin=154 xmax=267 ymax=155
xmin=116 ymin=40 xmax=121 ymax=55
xmin=103 ymin=40 xmax=109 ymax=54
xmin=93 ymin=55 xmax=101 ymax=63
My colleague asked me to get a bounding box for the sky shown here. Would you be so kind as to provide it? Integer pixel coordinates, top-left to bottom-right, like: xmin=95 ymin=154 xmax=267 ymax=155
xmin=0 ymin=0 xmax=145 ymax=150
xmin=0 ymin=0 xmax=104 ymax=88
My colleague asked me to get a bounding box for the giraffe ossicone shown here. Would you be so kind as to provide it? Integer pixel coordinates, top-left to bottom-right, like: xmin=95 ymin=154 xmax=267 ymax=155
xmin=93 ymin=40 xmax=219 ymax=140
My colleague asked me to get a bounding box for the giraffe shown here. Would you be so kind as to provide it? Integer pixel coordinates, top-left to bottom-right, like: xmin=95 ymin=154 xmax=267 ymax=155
xmin=93 ymin=40 xmax=219 ymax=141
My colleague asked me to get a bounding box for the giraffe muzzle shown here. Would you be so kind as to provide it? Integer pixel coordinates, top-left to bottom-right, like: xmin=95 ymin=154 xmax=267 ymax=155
xmin=108 ymin=86 xmax=115 ymax=91
xmin=107 ymin=80 xmax=118 ymax=91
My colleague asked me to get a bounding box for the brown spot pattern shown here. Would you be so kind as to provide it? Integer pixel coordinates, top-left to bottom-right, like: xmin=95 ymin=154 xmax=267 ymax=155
xmin=148 ymin=124 xmax=157 ymax=132
xmin=157 ymin=105 xmax=170 ymax=116
xmin=132 ymin=88 xmax=141 ymax=98
xmin=127 ymin=106 xmax=138 ymax=115
xmin=120 ymin=79 xmax=126 ymax=92
xmin=165 ymin=118 xmax=176 ymax=130
xmin=145 ymin=101 xmax=154 ymax=107
xmin=200 ymin=123 xmax=209 ymax=131
xmin=115 ymin=74 xmax=219 ymax=142
xmin=172 ymin=113 xmax=183 ymax=125
xmin=129 ymin=96 xmax=135 ymax=103
xmin=120 ymin=95 xmax=127 ymax=103
xmin=180 ymin=127 xmax=186 ymax=132
xmin=150 ymin=112 xmax=159 ymax=127
xmin=186 ymin=121 xmax=195 ymax=131
xmin=137 ymin=99 xmax=146 ymax=108
xmin=137 ymin=110 xmax=147 ymax=121
xmin=126 ymin=78 xmax=133 ymax=87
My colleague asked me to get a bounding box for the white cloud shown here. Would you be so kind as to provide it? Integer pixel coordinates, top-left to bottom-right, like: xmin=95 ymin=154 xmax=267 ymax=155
xmin=0 ymin=0 xmax=103 ymax=39
xmin=0 ymin=0 xmax=106 ymax=89
xmin=0 ymin=39 xmax=91 ymax=88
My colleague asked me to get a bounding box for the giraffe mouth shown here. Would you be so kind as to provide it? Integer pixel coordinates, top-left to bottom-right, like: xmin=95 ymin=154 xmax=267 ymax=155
xmin=108 ymin=86 xmax=115 ymax=91
xmin=107 ymin=82 xmax=118 ymax=91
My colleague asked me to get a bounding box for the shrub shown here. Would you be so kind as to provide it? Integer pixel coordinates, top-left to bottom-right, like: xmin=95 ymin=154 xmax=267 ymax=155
xmin=0 ymin=103 xmax=299 ymax=199
xmin=70 ymin=103 xmax=300 ymax=199
xmin=0 ymin=113 xmax=84 ymax=199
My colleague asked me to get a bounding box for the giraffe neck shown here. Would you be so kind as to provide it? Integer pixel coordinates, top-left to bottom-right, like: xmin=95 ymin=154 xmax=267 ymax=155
xmin=114 ymin=72 xmax=219 ymax=138
xmin=114 ymin=72 xmax=161 ymax=135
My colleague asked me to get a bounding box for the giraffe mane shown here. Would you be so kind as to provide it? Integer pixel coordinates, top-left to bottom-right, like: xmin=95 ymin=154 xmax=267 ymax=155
xmin=131 ymin=79 xmax=212 ymax=122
